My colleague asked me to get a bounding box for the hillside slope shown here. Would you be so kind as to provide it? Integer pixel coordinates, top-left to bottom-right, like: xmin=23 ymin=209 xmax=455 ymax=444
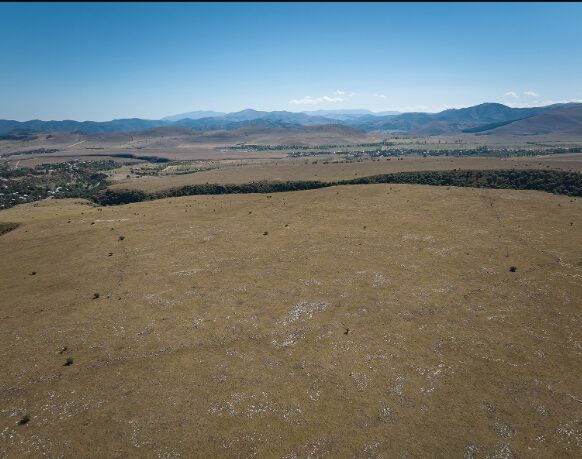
xmin=487 ymin=104 xmax=582 ymax=135
xmin=1 ymin=186 xmax=580 ymax=457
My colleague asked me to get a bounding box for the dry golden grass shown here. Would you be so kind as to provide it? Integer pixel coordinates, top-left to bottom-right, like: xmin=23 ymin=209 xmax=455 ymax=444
xmin=1 ymin=185 xmax=581 ymax=457
xmin=109 ymin=154 xmax=582 ymax=192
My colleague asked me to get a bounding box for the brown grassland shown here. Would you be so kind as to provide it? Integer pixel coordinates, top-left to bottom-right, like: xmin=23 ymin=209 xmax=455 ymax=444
xmin=1 ymin=183 xmax=581 ymax=457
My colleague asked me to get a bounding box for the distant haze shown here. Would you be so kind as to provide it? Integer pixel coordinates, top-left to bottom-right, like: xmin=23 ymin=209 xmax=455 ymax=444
xmin=162 ymin=111 xmax=226 ymax=122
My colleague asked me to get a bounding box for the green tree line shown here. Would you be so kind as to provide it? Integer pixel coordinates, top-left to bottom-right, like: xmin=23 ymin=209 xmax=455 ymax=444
xmin=91 ymin=169 xmax=582 ymax=206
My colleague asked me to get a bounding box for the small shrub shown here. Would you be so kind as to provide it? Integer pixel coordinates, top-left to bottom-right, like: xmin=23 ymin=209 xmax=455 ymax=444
xmin=17 ymin=415 xmax=30 ymax=425
xmin=509 ymin=266 xmax=517 ymax=272
xmin=93 ymin=292 xmax=100 ymax=299
xmin=63 ymin=358 xmax=74 ymax=366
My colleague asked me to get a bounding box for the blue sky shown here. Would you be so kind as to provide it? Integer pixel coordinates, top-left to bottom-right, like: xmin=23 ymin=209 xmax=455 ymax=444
xmin=1 ymin=2 xmax=581 ymax=121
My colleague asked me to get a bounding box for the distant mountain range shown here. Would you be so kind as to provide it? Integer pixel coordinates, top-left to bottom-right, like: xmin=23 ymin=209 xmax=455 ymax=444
xmin=2 ymin=103 xmax=581 ymax=137
xmin=162 ymin=110 xmax=226 ymax=121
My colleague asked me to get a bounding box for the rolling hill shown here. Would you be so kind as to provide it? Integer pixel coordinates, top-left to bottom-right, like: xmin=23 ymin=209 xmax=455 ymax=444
xmin=1 ymin=184 xmax=581 ymax=457
xmin=483 ymin=104 xmax=582 ymax=135
xmin=351 ymin=103 xmax=576 ymax=134
xmin=0 ymin=118 xmax=170 ymax=135
xmin=185 ymin=123 xmax=370 ymax=145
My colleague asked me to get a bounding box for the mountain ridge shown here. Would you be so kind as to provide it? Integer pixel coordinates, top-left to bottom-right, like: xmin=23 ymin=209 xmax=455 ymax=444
xmin=2 ymin=103 xmax=581 ymax=136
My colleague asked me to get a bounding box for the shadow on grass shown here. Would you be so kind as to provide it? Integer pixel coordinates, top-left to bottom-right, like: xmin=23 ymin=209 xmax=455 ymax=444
xmin=0 ymin=222 xmax=20 ymax=236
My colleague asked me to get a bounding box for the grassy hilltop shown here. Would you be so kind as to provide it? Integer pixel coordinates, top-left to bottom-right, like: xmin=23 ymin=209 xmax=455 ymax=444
xmin=1 ymin=184 xmax=581 ymax=457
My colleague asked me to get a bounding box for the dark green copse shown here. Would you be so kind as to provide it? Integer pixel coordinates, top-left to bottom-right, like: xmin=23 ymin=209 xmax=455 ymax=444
xmin=91 ymin=189 xmax=153 ymax=206
xmin=89 ymin=169 xmax=582 ymax=206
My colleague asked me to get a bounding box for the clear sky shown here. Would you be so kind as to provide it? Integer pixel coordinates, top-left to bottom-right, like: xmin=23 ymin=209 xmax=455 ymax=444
xmin=1 ymin=2 xmax=581 ymax=121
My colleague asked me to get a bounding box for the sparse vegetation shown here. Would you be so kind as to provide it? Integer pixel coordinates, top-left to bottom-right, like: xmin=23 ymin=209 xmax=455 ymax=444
xmin=2 ymin=184 xmax=579 ymax=457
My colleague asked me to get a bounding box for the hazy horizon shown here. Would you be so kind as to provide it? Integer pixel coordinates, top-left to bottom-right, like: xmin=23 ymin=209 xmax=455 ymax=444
xmin=5 ymin=100 xmax=582 ymax=123
xmin=1 ymin=2 xmax=582 ymax=121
